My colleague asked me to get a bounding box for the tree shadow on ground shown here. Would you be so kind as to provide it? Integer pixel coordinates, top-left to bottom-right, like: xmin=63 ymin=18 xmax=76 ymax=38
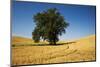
xmin=31 ymin=41 xmax=76 ymax=46
xmin=12 ymin=41 xmax=76 ymax=47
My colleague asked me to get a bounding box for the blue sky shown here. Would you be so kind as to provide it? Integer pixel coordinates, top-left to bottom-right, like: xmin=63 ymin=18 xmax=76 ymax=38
xmin=12 ymin=1 xmax=96 ymax=40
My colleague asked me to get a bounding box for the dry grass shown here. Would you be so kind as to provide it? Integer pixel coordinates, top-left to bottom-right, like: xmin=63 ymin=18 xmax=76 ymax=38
xmin=12 ymin=35 xmax=96 ymax=66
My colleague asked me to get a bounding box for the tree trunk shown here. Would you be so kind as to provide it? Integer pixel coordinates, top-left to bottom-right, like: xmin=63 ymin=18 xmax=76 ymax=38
xmin=54 ymin=41 xmax=56 ymax=45
xmin=53 ymin=39 xmax=56 ymax=45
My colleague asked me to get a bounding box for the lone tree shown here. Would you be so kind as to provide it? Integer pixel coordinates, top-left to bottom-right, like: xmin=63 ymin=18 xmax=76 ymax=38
xmin=32 ymin=8 xmax=69 ymax=45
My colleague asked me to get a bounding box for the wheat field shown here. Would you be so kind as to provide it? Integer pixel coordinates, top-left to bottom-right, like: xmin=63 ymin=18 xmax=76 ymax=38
xmin=12 ymin=35 xmax=96 ymax=66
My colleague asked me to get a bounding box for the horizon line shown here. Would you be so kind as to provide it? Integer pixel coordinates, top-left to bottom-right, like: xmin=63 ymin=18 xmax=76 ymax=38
xmin=12 ymin=34 xmax=95 ymax=41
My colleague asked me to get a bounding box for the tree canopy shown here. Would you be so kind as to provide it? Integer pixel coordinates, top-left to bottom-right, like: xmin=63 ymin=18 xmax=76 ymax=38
xmin=32 ymin=8 xmax=69 ymax=45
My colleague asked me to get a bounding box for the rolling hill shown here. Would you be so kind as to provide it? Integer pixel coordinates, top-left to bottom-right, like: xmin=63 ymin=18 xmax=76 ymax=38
xmin=12 ymin=35 xmax=96 ymax=66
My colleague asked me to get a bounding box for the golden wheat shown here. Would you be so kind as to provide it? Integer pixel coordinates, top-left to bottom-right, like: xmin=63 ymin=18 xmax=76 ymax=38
xmin=12 ymin=35 xmax=96 ymax=65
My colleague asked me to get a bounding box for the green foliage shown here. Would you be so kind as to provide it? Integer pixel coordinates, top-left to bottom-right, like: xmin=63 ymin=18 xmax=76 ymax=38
xmin=32 ymin=8 xmax=69 ymax=45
